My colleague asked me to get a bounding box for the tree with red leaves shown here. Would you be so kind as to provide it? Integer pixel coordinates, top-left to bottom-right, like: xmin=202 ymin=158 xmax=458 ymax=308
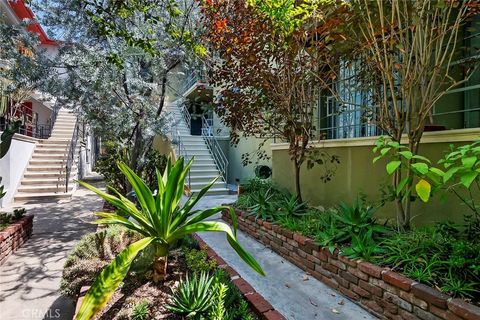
xmin=202 ymin=0 xmax=351 ymax=201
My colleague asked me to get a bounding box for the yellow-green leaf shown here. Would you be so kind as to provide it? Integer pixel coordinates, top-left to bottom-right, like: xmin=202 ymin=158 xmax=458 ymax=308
xmin=75 ymin=237 xmax=154 ymax=320
xmin=415 ymin=179 xmax=431 ymax=202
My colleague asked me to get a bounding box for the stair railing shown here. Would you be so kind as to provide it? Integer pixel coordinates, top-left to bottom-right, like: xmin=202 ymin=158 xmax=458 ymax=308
xmin=64 ymin=119 xmax=80 ymax=192
xmin=171 ymin=127 xmax=191 ymax=188
xmin=180 ymin=103 xmax=191 ymax=130
xmin=201 ymin=116 xmax=228 ymax=187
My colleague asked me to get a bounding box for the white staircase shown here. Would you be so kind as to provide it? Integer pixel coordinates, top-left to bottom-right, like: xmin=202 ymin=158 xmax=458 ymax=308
xmin=169 ymin=103 xmax=230 ymax=195
xmin=14 ymin=108 xmax=79 ymax=203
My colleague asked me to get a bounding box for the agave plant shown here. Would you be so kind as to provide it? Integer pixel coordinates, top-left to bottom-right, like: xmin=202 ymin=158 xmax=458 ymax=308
xmin=167 ymin=272 xmax=215 ymax=317
xmin=75 ymin=157 xmax=264 ymax=320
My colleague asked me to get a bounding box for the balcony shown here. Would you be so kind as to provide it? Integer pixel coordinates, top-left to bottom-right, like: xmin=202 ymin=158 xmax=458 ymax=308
xmin=182 ymin=69 xmax=213 ymax=102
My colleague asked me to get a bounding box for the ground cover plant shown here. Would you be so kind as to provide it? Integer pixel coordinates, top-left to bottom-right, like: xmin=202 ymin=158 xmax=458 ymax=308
xmin=234 ymin=177 xmax=480 ymax=303
xmin=75 ymin=157 xmax=264 ymax=319
xmin=62 ymin=225 xmax=257 ymax=319
xmin=0 ymin=208 xmax=26 ymax=231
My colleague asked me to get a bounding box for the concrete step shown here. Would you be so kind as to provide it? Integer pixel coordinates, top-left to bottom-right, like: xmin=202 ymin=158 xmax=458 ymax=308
xmin=190 ymin=187 xmax=229 ymax=195
xmin=23 ymin=172 xmax=76 ymax=179
xmin=29 ymin=159 xmax=66 ymax=165
xmin=183 ymin=151 xmax=211 ymax=156
xmin=39 ymin=139 xmax=71 ymax=145
xmin=189 ymin=175 xmax=219 ymax=182
xmin=189 ymin=169 xmax=220 ymax=177
xmin=14 ymin=192 xmax=73 ymax=203
xmin=17 ymin=185 xmax=74 ymax=193
xmin=32 ymin=154 xmax=67 ymax=159
xmin=190 ymin=164 xmax=218 ymax=171
xmin=192 ymin=159 xmax=215 ymax=165
xmin=26 ymin=165 xmax=75 ymax=172
xmin=34 ymin=149 xmax=68 ymax=154
xmin=21 ymin=178 xmax=70 ymax=185
xmin=188 ymin=181 xmax=226 ymax=189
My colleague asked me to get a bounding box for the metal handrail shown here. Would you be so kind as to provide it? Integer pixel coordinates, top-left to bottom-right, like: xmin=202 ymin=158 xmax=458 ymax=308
xmin=180 ymin=103 xmax=191 ymax=130
xmin=170 ymin=126 xmax=191 ymax=188
xmin=201 ymin=116 xmax=228 ymax=186
xmin=64 ymin=119 xmax=80 ymax=192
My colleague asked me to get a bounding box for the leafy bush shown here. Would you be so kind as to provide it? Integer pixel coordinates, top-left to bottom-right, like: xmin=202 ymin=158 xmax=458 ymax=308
xmin=376 ymin=225 xmax=480 ymax=300
xmin=131 ymin=300 xmax=150 ymax=320
xmin=276 ymin=194 xmax=307 ymax=217
xmin=316 ymin=198 xmax=389 ymax=258
xmin=167 ymin=272 xmax=215 ymax=317
xmin=0 ymin=208 xmax=27 ymax=230
xmin=95 ymin=141 xmax=167 ymax=193
xmin=184 ymin=247 xmax=217 ymax=274
xmin=60 ymin=226 xmax=141 ymax=297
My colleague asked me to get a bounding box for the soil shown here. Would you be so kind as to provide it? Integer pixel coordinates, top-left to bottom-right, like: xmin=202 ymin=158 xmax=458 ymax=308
xmin=94 ymin=250 xmax=187 ymax=320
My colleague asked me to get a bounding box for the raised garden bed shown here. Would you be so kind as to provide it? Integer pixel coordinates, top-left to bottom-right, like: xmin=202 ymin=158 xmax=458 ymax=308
xmin=0 ymin=214 xmax=33 ymax=265
xmin=222 ymin=208 xmax=480 ymax=320
xmin=70 ymin=227 xmax=285 ymax=320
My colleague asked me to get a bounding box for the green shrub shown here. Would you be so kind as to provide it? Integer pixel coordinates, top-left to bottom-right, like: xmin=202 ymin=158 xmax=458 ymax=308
xmin=95 ymin=141 xmax=167 ymax=193
xmin=131 ymin=300 xmax=150 ymax=320
xmin=376 ymin=226 xmax=480 ymax=300
xmin=184 ymin=247 xmax=217 ymax=274
xmin=167 ymin=272 xmax=214 ymax=317
xmin=315 ymin=198 xmax=389 ymax=258
xmin=60 ymin=226 xmax=141 ymax=296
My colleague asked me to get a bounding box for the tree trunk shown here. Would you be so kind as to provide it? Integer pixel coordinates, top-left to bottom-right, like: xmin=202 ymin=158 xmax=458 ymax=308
xmin=129 ymin=123 xmax=143 ymax=174
xmin=152 ymin=244 xmax=168 ymax=283
xmin=293 ymin=158 xmax=302 ymax=203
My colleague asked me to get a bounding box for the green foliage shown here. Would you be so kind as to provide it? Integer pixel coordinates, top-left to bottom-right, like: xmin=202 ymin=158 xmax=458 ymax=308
xmin=76 ymin=157 xmax=264 ymax=320
xmin=376 ymin=226 xmax=480 ymax=299
xmin=131 ymin=300 xmax=150 ymax=320
xmin=61 ymin=226 xmax=142 ymax=297
xmin=0 ymin=208 xmax=27 ymax=230
xmin=373 ymin=136 xmax=443 ymax=204
xmin=95 ymin=141 xmax=167 ymax=194
xmin=184 ymin=247 xmax=217 ymax=274
xmin=439 ymin=141 xmax=480 ymax=225
xmin=247 ymin=0 xmax=337 ymax=34
xmin=276 ymin=194 xmax=307 ymax=217
xmin=316 ymin=198 xmax=389 ymax=258
xmin=247 ymin=188 xmax=277 ymax=221
xmin=209 ymin=281 xmax=228 ymax=320
xmin=95 ymin=141 xmax=130 ymax=194
xmin=167 ymin=272 xmax=215 ymax=317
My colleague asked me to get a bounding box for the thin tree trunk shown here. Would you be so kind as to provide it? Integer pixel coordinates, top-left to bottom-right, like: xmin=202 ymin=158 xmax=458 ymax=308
xmin=294 ymin=158 xmax=302 ymax=203
xmin=129 ymin=123 xmax=143 ymax=175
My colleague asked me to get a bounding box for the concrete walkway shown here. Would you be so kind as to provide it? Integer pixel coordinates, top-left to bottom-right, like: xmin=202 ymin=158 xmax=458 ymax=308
xmin=193 ymin=195 xmax=377 ymax=320
xmin=0 ymin=185 xmax=103 ymax=320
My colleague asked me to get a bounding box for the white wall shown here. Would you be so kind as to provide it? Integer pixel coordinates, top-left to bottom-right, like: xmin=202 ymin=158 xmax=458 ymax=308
xmin=0 ymin=134 xmax=36 ymax=207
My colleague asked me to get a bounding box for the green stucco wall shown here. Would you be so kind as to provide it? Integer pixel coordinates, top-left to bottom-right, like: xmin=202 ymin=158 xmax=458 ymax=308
xmin=271 ymin=132 xmax=480 ymax=226
xmin=227 ymin=136 xmax=273 ymax=184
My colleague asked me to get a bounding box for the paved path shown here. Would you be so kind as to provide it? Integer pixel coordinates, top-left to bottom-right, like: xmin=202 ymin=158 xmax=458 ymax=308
xmin=193 ymin=194 xmax=378 ymax=320
xmin=0 ymin=185 xmax=103 ymax=320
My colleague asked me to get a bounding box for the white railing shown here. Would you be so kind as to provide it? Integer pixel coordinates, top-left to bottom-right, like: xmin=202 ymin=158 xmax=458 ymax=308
xmin=170 ymin=127 xmax=191 ymax=188
xmin=180 ymin=103 xmax=191 ymax=130
xmin=201 ymin=116 xmax=228 ymax=186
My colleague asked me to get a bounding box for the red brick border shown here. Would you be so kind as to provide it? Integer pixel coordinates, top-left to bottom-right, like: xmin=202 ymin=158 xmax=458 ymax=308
xmin=192 ymin=234 xmax=287 ymax=320
xmin=222 ymin=208 xmax=480 ymax=320
xmin=74 ymin=233 xmax=286 ymax=320
xmin=0 ymin=215 xmax=34 ymax=265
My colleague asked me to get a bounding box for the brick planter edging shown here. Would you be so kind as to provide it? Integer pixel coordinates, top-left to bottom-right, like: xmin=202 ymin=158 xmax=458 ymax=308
xmin=0 ymin=215 xmax=34 ymax=265
xmin=192 ymin=233 xmax=286 ymax=320
xmin=222 ymin=208 xmax=480 ymax=320
xmin=74 ymin=233 xmax=286 ymax=320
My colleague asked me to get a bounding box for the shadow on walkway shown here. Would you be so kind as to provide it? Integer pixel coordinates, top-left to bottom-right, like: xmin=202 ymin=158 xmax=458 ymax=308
xmin=0 ymin=185 xmax=103 ymax=320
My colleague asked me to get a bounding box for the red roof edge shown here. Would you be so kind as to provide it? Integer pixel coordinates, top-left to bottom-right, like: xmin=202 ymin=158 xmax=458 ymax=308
xmin=8 ymin=0 xmax=57 ymax=46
